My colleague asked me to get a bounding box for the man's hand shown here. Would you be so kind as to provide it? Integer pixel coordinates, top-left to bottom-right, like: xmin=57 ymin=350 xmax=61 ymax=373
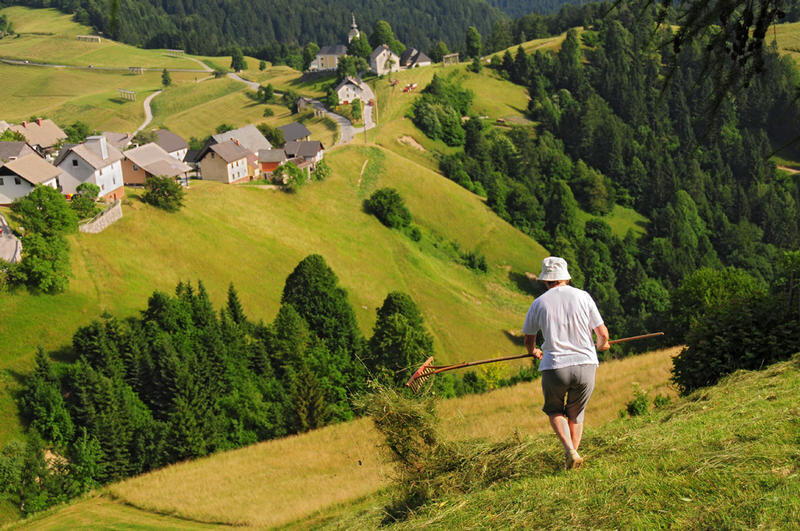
xmin=531 ymin=347 xmax=543 ymax=360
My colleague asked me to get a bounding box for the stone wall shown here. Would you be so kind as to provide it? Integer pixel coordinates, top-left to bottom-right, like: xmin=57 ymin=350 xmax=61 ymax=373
xmin=79 ymin=200 xmax=122 ymax=234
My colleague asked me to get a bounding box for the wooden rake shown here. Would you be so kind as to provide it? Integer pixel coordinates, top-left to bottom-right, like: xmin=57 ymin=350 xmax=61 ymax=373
xmin=405 ymin=332 xmax=664 ymax=393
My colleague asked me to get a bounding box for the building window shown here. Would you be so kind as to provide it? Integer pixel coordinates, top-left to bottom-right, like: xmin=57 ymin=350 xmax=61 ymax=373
xmin=14 ymin=177 xmax=21 ymax=185
xmin=133 ymin=164 xmax=138 ymax=171
xmin=0 ymin=178 xmax=4 ymax=185
xmin=101 ymin=183 xmax=105 ymax=190
xmin=72 ymin=159 xmax=78 ymax=166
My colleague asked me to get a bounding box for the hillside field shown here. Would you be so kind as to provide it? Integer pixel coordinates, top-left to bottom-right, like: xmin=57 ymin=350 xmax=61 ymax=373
xmin=0 ymin=143 xmax=549 ymax=450
xmin=14 ymin=347 xmax=678 ymax=529
xmin=0 ymin=7 xmax=204 ymax=70
xmin=310 ymin=355 xmax=800 ymax=529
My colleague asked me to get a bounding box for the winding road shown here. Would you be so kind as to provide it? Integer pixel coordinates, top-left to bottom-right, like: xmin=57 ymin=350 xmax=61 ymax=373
xmin=2 ymin=55 xmax=366 ymax=147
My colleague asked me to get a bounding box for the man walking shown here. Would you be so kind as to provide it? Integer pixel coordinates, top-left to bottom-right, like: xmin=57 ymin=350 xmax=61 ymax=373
xmin=522 ymin=257 xmax=610 ymax=469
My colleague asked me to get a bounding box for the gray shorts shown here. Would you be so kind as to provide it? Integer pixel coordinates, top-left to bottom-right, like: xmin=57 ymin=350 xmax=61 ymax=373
xmin=541 ymin=364 xmax=597 ymax=423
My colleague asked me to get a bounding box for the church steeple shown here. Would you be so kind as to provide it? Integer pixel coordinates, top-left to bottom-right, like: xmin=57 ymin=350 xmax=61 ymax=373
xmin=348 ymin=13 xmax=360 ymax=43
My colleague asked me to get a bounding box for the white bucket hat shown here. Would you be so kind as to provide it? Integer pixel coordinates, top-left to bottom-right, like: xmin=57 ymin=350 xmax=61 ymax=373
xmin=539 ymin=256 xmax=571 ymax=281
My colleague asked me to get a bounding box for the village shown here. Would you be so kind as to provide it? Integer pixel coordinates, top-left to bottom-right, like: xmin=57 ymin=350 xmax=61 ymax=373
xmin=0 ymin=14 xmax=448 ymax=259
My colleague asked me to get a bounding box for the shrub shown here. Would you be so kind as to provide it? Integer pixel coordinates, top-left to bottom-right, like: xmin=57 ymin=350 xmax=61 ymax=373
xmin=461 ymin=250 xmax=488 ymax=272
xmin=311 ymin=160 xmax=331 ymax=181
xmin=671 ymin=289 xmax=800 ymax=394
xmin=653 ymin=394 xmax=671 ymax=409
xmin=365 ymin=188 xmax=412 ymax=229
xmin=142 ymin=176 xmax=184 ymax=212
xmin=70 ymin=183 xmax=100 ymax=219
xmin=408 ymin=226 xmax=422 ymax=241
xmin=625 ymin=384 xmax=649 ymax=416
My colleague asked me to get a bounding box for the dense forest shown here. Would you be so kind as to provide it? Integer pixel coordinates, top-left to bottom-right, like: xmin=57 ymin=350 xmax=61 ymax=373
xmin=3 ymin=0 xmax=504 ymax=56
xmin=418 ymin=1 xmax=800 ymax=354
xmin=488 ymin=0 xmax=589 ymax=18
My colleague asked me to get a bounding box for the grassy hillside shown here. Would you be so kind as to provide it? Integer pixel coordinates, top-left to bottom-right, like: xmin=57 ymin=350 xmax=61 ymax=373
xmin=305 ymin=354 xmax=800 ymax=529
xmin=0 ymin=63 xmax=199 ymax=132
xmin=0 ymin=7 xmax=203 ymax=69
xmin=14 ymin=347 xmax=678 ymax=528
xmin=149 ymin=78 xmax=336 ymax=145
xmin=0 ymin=143 xmax=548 ymax=449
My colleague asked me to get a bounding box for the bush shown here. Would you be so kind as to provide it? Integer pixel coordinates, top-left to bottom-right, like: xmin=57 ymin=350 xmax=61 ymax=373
xmin=408 ymin=226 xmax=422 ymax=241
xmin=142 ymin=176 xmax=184 ymax=212
xmin=365 ymin=188 xmax=412 ymax=229
xmin=461 ymin=250 xmax=488 ymax=272
xmin=653 ymin=394 xmax=671 ymax=409
xmin=625 ymin=384 xmax=649 ymax=417
xmin=311 ymin=160 xmax=331 ymax=181
xmin=671 ymin=289 xmax=800 ymax=394
xmin=70 ymin=183 xmax=100 ymax=219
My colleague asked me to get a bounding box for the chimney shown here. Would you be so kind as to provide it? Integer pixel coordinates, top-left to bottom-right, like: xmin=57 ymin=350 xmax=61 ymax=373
xmin=22 ymin=121 xmax=27 ymax=128
xmin=235 ymin=139 xmax=240 ymax=146
xmin=37 ymin=118 xmax=42 ymax=126
xmin=86 ymin=135 xmax=109 ymax=160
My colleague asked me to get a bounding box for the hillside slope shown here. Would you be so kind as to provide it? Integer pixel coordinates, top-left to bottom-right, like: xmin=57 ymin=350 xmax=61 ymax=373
xmin=308 ymin=355 xmax=800 ymax=528
xmin=12 ymin=347 xmax=677 ymax=528
xmin=0 ymin=143 xmax=547 ymax=449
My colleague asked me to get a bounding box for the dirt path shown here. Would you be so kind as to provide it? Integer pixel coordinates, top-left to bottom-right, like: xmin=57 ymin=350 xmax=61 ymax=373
xmin=134 ymin=90 xmax=163 ymax=134
xmin=357 ymin=158 xmax=369 ymax=187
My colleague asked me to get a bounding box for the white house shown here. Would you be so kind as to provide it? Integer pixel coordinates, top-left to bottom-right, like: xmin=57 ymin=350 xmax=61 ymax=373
xmin=0 ymin=153 xmax=61 ymax=206
xmin=336 ymin=76 xmax=365 ymax=105
xmin=55 ymin=135 xmax=125 ymax=201
xmin=400 ymin=48 xmax=432 ymax=69
xmin=155 ymin=129 xmax=189 ymax=162
xmin=370 ymin=44 xmax=400 ymax=76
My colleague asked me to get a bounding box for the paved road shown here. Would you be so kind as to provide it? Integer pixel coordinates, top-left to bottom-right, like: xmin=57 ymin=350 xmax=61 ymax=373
xmin=134 ymin=90 xmax=163 ymax=134
xmin=0 ymin=56 xmax=209 ymax=73
xmin=0 ymin=213 xmax=21 ymax=264
xmin=3 ymin=55 xmax=364 ymax=147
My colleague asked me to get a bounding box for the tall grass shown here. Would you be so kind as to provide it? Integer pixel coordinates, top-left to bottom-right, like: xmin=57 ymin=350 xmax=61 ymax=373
xmin=309 ymin=354 xmax=800 ymax=529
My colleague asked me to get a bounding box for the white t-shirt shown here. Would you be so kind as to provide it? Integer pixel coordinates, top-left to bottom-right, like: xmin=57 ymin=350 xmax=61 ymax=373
xmin=522 ymin=285 xmax=603 ymax=370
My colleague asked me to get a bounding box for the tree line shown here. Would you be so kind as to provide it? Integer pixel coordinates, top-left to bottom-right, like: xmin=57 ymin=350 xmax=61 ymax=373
xmin=415 ymin=0 xmax=800 ymax=358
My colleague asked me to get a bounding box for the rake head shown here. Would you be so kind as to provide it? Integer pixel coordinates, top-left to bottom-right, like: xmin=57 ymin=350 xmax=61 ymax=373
xmin=405 ymin=356 xmax=436 ymax=394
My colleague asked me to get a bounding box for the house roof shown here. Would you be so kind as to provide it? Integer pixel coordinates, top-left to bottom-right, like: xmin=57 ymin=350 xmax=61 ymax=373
xmin=413 ymin=51 xmax=432 ymax=65
xmin=259 ymin=149 xmax=287 ymax=163
xmin=0 ymin=141 xmax=37 ymax=162
xmin=335 ymin=76 xmax=363 ymax=92
xmin=206 ymin=141 xmax=250 ymax=163
xmin=370 ymin=44 xmax=397 ymax=62
xmin=155 ymin=129 xmax=189 ymax=153
xmin=1 ymin=153 xmax=62 ymax=185
xmin=55 ymin=137 xmax=124 ymax=169
xmin=102 ymin=131 xmax=132 ymax=151
xmin=0 ymin=121 xmax=10 ymax=132
xmin=212 ymin=124 xmax=271 ymax=153
xmin=401 ymin=48 xmax=431 ymax=67
xmin=284 ymin=140 xmax=323 ymax=159
xmin=124 ymin=143 xmax=191 ymax=177
xmin=278 ymin=121 xmax=312 ymax=143
xmin=318 ymin=44 xmax=348 ymax=56
xmin=9 ymin=119 xmax=67 ymax=149
xmin=184 ymin=149 xmax=202 ymax=163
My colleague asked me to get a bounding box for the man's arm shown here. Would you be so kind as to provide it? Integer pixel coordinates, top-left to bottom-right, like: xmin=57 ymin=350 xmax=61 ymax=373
xmin=525 ymin=334 xmax=542 ymax=359
xmin=594 ymin=324 xmax=610 ymax=351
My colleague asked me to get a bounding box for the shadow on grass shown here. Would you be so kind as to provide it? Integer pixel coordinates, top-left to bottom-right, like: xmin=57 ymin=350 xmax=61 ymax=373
xmin=508 ymin=270 xmax=544 ymax=297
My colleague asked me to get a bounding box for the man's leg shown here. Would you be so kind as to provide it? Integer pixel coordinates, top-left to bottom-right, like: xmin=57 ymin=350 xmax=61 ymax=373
xmin=568 ymin=419 xmax=583 ymax=450
xmin=548 ymin=414 xmax=575 ymax=453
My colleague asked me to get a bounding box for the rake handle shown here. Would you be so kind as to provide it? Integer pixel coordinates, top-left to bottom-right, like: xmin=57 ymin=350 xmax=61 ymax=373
xmin=429 ymin=332 xmax=664 ymax=375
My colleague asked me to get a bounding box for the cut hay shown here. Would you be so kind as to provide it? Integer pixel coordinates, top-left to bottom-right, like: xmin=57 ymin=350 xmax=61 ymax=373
xmin=361 ymin=386 xmax=553 ymax=520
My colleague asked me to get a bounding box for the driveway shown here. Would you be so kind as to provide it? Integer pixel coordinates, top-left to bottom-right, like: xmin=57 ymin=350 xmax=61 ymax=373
xmin=0 ymin=213 xmax=21 ymax=264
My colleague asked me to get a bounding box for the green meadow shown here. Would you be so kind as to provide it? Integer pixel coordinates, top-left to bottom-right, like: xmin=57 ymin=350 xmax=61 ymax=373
xmin=0 ymin=7 xmax=204 ymax=70
xmin=0 ymin=144 xmax=547 ymax=450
